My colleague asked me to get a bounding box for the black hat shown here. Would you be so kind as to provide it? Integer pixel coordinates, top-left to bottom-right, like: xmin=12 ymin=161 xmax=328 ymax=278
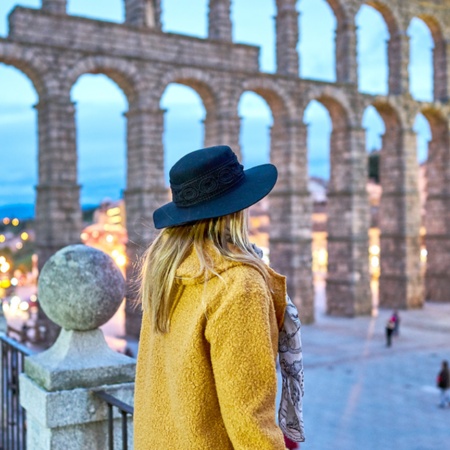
xmin=153 ymin=145 xmax=278 ymax=229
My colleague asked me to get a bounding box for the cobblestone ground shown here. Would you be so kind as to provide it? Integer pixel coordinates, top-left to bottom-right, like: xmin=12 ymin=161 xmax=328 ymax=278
xmin=297 ymin=301 xmax=450 ymax=450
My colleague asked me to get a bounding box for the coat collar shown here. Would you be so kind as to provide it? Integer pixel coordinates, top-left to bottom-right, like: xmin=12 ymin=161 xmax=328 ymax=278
xmin=175 ymin=241 xmax=287 ymax=328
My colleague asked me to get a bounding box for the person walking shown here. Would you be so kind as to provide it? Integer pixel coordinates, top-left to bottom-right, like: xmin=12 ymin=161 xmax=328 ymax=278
xmin=134 ymin=145 xmax=304 ymax=449
xmin=437 ymin=360 xmax=450 ymax=408
xmin=385 ymin=318 xmax=395 ymax=347
xmin=391 ymin=310 xmax=400 ymax=336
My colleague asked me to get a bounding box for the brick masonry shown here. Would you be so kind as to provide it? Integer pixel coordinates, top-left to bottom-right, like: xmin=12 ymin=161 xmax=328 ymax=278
xmin=1 ymin=0 xmax=450 ymax=336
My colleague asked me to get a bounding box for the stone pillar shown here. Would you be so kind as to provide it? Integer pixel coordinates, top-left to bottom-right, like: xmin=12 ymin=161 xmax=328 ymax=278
xmin=204 ymin=112 xmax=242 ymax=160
xmin=433 ymin=39 xmax=448 ymax=101
xmin=335 ymin=19 xmax=357 ymax=85
xmin=208 ymin=0 xmax=232 ymax=41
xmin=41 ymin=0 xmax=66 ymax=14
xmin=270 ymin=118 xmax=314 ymax=323
xmin=424 ymin=123 xmax=450 ymax=301
xmin=20 ymin=245 xmax=136 ymax=450
xmin=379 ymin=128 xmax=423 ymax=308
xmin=275 ymin=0 xmax=299 ymax=76
xmin=326 ymin=126 xmax=371 ymax=316
xmin=124 ymin=106 xmax=167 ymax=338
xmin=124 ymin=0 xmax=162 ymax=29
xmin=35 ymin=94 xmax=82 ymax=271
xmin=388 ymin=31 xmax=409 ymax=95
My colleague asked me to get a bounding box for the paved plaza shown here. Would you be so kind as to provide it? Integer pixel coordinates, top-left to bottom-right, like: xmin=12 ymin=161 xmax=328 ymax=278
xmin=299 ymin=299 xmax=450 ymax=450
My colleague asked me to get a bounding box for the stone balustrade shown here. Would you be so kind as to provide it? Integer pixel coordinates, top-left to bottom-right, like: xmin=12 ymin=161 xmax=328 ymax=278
xmin=19 ymin=245 xmax=136 ymax=450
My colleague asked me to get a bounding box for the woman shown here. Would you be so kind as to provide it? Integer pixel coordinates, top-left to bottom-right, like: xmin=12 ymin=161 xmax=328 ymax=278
xmin=134 ymin=145 xmax=298 ymax=449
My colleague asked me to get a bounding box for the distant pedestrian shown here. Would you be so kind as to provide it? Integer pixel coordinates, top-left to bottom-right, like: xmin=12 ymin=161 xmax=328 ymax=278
xmin=437 ymin=360 xmax=450 ymax=408
xmin=385 ymin=319 xmax=395 ymax=347
xmin=391 ymin=310 xmax=400 ymax=336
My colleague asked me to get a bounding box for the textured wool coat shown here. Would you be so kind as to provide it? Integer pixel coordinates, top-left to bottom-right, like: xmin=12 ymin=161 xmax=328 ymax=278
xmin=134 ymin=244 xmax=288 ymax=449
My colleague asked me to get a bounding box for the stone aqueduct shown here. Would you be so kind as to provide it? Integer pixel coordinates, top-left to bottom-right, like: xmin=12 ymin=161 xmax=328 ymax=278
xmin=2 ymin=0 xmax=450 ymax=335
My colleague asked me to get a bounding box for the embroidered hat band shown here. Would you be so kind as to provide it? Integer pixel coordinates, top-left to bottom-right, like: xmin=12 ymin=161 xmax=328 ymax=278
xmin=171 ymin=155 xmax=244 ymax=208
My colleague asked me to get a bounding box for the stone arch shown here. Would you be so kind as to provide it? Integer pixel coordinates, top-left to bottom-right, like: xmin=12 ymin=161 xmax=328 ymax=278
xmin=371 ymin=98 xmax=405 ymax=130
xmin=0 ymin=43 xmax=45 ymax=97
xmin=156 ymin=67 xmax=218 ymax=114
xmin=156 ymin=67 xmax=222 ymax=153
xmin=236 ymin=78 xmax=297 ymax=183
xmin=240 ymin=77 xmax=294 ymax=120
xmin=303 ymin=86 xmax=357 ymax=127
xmin=416 ymin=15 xmax=447 ymax=101
xmin=63 ymin=56 xmax=141 ymax=104
xmin=363 ymin=1 xmax=406 ymax=95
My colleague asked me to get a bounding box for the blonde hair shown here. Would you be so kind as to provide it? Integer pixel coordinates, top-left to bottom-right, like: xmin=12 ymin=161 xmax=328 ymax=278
xmin=139 ymin=210 xmax=268 ymax=333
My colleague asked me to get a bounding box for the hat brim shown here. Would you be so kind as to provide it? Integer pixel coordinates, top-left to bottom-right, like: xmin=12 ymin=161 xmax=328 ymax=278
xmin=153 ymin=164 xmax=277 ymax=229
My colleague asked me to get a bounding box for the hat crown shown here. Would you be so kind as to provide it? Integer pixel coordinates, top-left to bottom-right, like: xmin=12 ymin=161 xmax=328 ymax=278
xmin=169 ymin=146 xmax=244 ymax=208
xmin=169 ymin=145 xmax=235 ymax=185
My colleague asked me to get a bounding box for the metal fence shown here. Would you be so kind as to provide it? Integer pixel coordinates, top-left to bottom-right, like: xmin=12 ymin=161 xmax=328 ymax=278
xmin=1 ymin=333 xmax=134 ymax=450
xmin=94 ymin=390 xmax=134 ymax=450
xmin=0 ymin=333 xmax=33 ymax=450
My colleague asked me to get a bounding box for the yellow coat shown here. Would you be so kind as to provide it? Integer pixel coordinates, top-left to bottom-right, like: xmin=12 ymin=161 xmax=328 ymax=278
xmin=134 ymin=244 xmax=287 ymax=449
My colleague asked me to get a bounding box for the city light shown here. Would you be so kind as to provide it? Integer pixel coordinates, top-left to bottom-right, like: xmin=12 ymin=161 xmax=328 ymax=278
xmin=106 ymin=234 xmax=114 ymax=243
xmin=16 ymin=242 xmax=23 ymax=250
xmin=420 ymin=248 xmax=428 ymax=263
xmin=0 ymin=235 xmax=5 ymax=243
xmin=114 ymin=254 xmax=127 ymax=267
xmin=0 ymin=280 xmax=11 ymax=289
xmin=369 ymin=245 xmax=380 ymax=255
xmin=11 ymin=218 xmax=19 ymax=226
xmin=370 ymin=255 xmax=380 ymax=268
xmin=19 ymin=301 xmax=29 ymax=311
xmin=21 ymin=232 xmax=29 ymax=240
xmin=2 ymin=218 xmax=10 ymax=225
xmin=11 ymin=277 xmax=18 ymax=286
xmin=0 ymin=261 xmax=10 ymax=273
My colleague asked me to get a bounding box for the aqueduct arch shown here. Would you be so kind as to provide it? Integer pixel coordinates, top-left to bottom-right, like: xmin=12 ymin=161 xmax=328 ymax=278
xmin=2 ymin=0 xmax=450 ymax=336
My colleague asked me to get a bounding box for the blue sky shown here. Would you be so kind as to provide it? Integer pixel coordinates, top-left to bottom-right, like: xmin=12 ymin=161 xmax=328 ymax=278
xmin=0 ymin=0 xmax=433 ymax=214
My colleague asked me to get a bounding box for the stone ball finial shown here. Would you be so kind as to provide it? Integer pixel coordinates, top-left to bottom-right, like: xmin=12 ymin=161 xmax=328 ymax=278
xmin=38 ymin=244 xmax=126 ymax=331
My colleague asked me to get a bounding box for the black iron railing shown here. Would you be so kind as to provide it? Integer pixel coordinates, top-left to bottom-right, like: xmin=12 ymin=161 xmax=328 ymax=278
xmin=0 ymin=333 xmax=34 ymax=450
xmin=94 ymin=390 xmax=134 ymax=450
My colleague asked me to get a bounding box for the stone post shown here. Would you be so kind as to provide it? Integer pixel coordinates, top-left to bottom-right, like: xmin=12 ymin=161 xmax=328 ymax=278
xmin=208 ymin=0 xmax=232 ymax=41
xmin=20 ymin=245 xmax=136 ymax=450
xmin=124 ymin=106 xmax=167 ymax=338
xmin=326 ymin=126 xmax=372 ymax=316
xmin=35 ymin=94 xmax=82 ymax=271
xmin=41 ymin=0 xmax=66 ymax=14
xmin=275 ymin=0 xmax=299 ymax=76
xmin=270 ymin=118 xmax=314 ymax=323
xmin=335 ymin=19 xmax=357 ymax=85
xmin=379 ymin=128 xmax=423 ymax=308
xmin=124 ymin=0 xmax=162 ymax=29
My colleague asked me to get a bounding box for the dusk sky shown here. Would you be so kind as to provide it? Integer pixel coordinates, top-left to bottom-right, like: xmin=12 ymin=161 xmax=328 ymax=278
xmin=0 ymin=0 xmax=433 ymax=216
